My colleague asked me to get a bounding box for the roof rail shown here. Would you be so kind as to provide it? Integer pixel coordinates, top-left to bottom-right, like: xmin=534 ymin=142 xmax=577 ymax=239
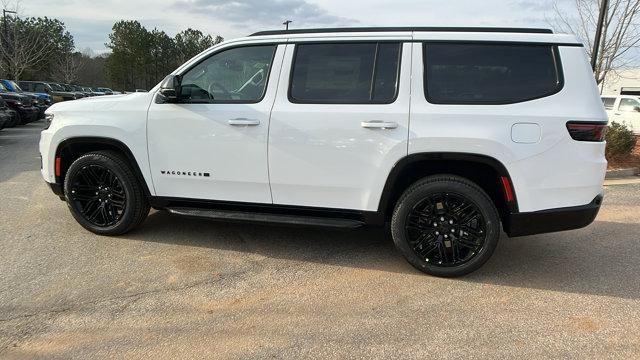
xmin=250 ymin=27 xmax=554 ymax=37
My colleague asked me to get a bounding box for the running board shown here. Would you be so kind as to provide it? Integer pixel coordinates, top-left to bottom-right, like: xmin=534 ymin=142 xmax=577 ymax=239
xmin=165 ymin=207 xmax=365 ymax=229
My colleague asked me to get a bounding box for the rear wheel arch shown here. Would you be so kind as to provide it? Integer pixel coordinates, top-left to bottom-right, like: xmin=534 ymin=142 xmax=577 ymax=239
xmin=378 ymin=153 xmax=518 ymax=224
xmin=55 ymin=137 xmax=151 ymax=198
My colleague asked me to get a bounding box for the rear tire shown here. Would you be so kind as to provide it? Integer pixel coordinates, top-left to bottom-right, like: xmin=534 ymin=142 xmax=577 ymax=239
xmin=390 ymin=175 xmax=500 ymax=277
xmin=63 ymin=151 xmax=150 ymax=235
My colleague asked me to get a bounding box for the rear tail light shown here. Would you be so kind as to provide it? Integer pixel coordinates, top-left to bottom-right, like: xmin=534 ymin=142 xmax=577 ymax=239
xmin=566 ymin=121 xmax=608 ymax=142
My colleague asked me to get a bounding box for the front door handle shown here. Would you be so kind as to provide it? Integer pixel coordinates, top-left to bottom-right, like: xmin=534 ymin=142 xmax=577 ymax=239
xmin=614 ymin=113 xmax=621 ymax=116
xmin=228 ymin=118 xmax=260 ymax=126
xmin=361 ymin=120 xmax=398 ymax=129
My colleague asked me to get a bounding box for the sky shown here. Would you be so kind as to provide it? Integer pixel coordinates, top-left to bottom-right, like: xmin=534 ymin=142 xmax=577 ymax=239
xmin=19 ymin=0 xmax=574 ymax=54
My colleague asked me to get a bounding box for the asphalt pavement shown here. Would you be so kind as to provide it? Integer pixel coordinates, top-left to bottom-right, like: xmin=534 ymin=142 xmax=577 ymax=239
xmin=1 ymin=121 xmax=639 ymax=359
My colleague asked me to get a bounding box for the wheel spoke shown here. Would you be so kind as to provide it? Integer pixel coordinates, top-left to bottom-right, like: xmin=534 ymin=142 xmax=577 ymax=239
xmin=71 ymin=164 xmax=127 ymax=227
xmin=404 ymin=192 xmax=488 ymax=268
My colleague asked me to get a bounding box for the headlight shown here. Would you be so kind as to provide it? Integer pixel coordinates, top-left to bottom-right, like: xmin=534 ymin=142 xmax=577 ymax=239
xmin=44 ymin=113 xmax=54 ymax=130
xmin=15 ymin=101 xmax=22 ymax=106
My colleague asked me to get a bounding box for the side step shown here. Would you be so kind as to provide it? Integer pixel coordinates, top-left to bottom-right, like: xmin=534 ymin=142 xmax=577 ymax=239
xmin=166 ymin=207 xmax=365 ymax=229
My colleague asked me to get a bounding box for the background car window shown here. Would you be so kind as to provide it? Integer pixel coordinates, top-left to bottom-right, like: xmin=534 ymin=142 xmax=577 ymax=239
xmin=35 ymin=84 xmax=46 ymax=92
xmin=618 ymin=98 xmax=640 ymax=112
xmin=289 ymin=42 xmax=401 ymax=103
xmin=601 ymin=97 xmax=616 ymax=110
xmin=180 ymin=45 xmax=276 ymax=103
xmin=424 ymin=43 xmax=561 ymax=104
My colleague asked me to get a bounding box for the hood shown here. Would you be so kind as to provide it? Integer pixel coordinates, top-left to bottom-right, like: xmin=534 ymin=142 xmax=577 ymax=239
xmin=47 ymin=92 xmax=141 ymax=112
xmin=0 ymin=92 xmax=28 ymax=101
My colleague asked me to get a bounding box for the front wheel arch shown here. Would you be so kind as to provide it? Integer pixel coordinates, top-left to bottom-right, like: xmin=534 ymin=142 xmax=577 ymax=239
xmin=55 ymin=137 xmax=151 ymax=198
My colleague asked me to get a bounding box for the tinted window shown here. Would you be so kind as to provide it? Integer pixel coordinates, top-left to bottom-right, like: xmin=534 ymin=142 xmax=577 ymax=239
xmin=424 ymin=43 xmax=562 ymax=104
xmin=601 ymin=97 xmax=616 ymax=110
xmin=290 ymin=43 xmax=400 ymax=103
xmin=180 ymin=45 xmax=276 ymax=103
xmin=618 ymin=98 xmax=640 ymax=112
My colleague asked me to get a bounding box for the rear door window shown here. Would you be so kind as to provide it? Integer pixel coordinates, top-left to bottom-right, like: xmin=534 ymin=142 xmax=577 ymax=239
xmin=289 ymin=42 xmax=401 ymax=104
xmin=423 ymin=43 xmax=562 ymax=104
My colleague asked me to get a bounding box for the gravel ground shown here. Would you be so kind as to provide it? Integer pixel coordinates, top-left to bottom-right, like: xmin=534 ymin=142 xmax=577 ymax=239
xmin=1 ymin=121 xmax=639 ymax=359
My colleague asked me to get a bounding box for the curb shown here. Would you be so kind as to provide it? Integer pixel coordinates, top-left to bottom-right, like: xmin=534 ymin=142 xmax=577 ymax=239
xmin=605 ymin=167 xmax=639 ymax=179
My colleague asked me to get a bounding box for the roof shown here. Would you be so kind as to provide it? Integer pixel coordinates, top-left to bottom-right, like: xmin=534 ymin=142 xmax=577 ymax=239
xmin=250 ymin=27 xmax=554 ymax=37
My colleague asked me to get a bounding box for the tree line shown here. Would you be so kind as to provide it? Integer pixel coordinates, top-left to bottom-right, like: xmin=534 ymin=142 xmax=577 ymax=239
xmin=0 ymin=14 xmax=222 ymax=91
xmin=105 ymin=20 xmax=223 ymax=91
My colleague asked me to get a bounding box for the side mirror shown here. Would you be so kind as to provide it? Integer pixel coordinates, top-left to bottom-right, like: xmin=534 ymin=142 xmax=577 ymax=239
xmin=635 ymin=106 xmax=640 ymax=113
xmin=157 ymin=75 xmax=182 ymax=103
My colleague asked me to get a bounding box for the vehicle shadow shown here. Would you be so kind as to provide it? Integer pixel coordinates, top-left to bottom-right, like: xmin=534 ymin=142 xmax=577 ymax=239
xmin=129 ymin=211 xmax=640 ymax=300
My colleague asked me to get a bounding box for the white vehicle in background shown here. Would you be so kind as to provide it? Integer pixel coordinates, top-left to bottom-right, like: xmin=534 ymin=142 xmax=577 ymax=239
xmin=40 ymin=27 xmax=607 ymax=277
xmin=601 ymin=95 xmax=640 ymax=135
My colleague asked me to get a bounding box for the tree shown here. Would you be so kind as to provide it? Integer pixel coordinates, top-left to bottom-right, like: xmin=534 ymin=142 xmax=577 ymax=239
xmin=51 ymin=51 xmax=84 ymax=83
xmin=105 ymin=22 xmax=223 ymax=91
xmin=174 ymin=29 xmax=223 ymax=64
xmin=0 ymin=15 xmax=74 ymax=81
xmin=551 ymin=0 xmax=640 ymax=85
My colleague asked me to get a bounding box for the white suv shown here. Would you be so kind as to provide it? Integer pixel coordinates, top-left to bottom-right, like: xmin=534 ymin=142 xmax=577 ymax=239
xmin=40 ymin=27 xmax=607 ymax=277
xmin=601 ymin=95 xmax=640 ymax=134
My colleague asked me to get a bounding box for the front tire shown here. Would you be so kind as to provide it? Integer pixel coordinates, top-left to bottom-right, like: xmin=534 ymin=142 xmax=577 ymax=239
xmin=63 ymin=151 xmax=150 ymax=235
xmin=391 ymin=175 xmax=500 ymax=277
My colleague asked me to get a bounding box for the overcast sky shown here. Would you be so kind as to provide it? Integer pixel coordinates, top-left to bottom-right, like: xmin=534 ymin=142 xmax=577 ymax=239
xmin=20 ymin=0 xmax=573 ymax=54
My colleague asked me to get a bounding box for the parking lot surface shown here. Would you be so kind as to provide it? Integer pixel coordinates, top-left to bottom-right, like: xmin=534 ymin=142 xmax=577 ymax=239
xmin=1 ymin=122 xmax=640 ymax=359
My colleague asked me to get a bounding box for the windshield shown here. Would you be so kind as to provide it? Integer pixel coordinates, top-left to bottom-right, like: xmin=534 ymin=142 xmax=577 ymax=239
xmin=49 ymin=83 xmax=64 ymax=91
xmin=0 ymin=83 xmax=7 ymax=92
xmin=8 ymin=80 xmax=23 ymax=92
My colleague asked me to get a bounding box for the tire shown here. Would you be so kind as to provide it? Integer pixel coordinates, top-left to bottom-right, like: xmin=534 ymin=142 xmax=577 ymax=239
xmin=63 ymin=151 xmax=150 ymax=235
xmin=390 ymin=175 xmax=500 ymax=277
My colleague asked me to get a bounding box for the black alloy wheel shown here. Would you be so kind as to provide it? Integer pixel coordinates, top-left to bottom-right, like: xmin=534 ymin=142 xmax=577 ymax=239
xmin=391 ymin=175 xmax=500 ymax=277
xmin=405 ymin=193 xmax=486 ymax=267
xmin=64 ymin=151 xmax=149 ymax=235
xmin=69 ymin=164 xmax=127 ymax=227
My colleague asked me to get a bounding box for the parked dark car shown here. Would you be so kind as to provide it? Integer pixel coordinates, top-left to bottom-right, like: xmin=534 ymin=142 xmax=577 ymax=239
xmin=0 ymin=82 xmax=38 ymax=125
xmin=1 ymin=80 xmax=52 ymax=106
xmin=1 ymin=80 xmax=50 ymax=119
xmin=0 ymin=98 xmax=10 ymax=130
xmin=61 ymin=84 xmax=85 ymax=99
xmin=94 ymin=87 xmax=114 ymax=95
xmin=46 ymin=82 xmax=78 ymax=101
xmin=20 ymin=81 xmax=74 ymax=102
xmin=0 ymin=97 xmax=19 ymax=128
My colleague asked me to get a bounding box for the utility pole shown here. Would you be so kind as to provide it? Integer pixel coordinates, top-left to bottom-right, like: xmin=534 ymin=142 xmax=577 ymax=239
xmin=591 ymin=0 xmax=609 ymax=71
xmin=283 ymin=20 xmax=292 ymax=31
xmin=2 ymin=9 xmax=17 ymax=79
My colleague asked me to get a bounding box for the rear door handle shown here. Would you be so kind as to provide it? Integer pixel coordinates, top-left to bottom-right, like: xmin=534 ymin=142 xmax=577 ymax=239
xmin=361 ymin=120 xmax=398 ymax=129
xmin=228 ymin=118 xmax=260 ymax=126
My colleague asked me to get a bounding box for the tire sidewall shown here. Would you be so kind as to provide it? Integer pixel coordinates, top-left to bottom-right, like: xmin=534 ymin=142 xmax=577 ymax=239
xmin=64 ymin=153 xmax=138 ymax=235
xmin=391 ymin=177 xmax=500 ymax=277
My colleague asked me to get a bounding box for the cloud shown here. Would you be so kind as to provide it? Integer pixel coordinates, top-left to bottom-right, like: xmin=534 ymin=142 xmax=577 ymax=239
xmin=171 ymin=0 xmax=357 ymax=28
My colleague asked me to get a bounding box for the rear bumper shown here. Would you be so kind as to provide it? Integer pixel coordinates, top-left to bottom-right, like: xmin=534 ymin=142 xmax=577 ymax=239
xmin=505 ymin=194 xmax=603 ymax=237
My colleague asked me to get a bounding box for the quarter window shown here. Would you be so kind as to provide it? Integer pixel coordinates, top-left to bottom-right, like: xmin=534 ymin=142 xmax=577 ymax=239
xmin=424 ymin=43 xmax=562 ymax=104
xmin=180 ymin=45 xmax=276 ymax=103
xmin=618 ymin=98 xmax=640 ymax=112
xmin=289 ymin=43 xmax=401 ymax=104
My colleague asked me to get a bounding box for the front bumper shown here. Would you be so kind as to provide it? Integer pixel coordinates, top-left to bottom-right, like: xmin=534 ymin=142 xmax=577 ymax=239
xmin=16 ymin=106 xmax=39 ymax=122
xmin=504 ymin=194 xmax=603 ymax=237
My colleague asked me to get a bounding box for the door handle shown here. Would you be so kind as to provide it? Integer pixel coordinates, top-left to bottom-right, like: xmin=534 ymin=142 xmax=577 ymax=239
xmin=228 ymin=118 xmax=260 ymax=126
xmin=614 ymin=113 xmax=621 ymax=116
xmin=361 ymin=120 xmax=398 ymax=129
